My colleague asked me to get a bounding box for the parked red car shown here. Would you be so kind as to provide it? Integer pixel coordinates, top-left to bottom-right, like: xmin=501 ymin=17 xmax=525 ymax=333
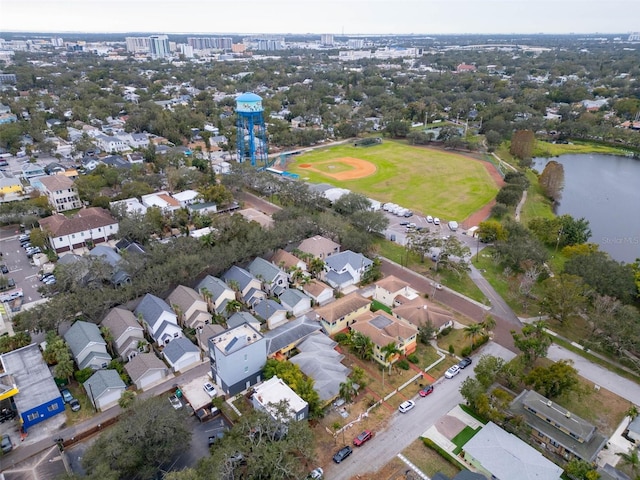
xmin=353 ymin=430 xmax=373 ymax=446
xmin=419 ymin=385 xmax=434 ymax=397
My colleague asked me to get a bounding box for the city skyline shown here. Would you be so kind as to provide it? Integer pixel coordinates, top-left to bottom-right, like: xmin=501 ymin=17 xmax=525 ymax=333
xmin=1 ymin=0 xmax=639 ymax=36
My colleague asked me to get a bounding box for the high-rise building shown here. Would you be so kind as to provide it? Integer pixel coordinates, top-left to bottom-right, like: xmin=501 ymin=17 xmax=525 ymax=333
xmin=629 ymin=33 xmax=640 ymax=41
xmin=348 ymin=39 xmax=365 ymax=49
xmin=149 ymin=35 xmax=170 ymax=59
xmin=187 ymin=37 xmax=233 ymax=51
xmin=320 ymin=34 xmax=334 ymax=46
xmin=126 ymin=36 xmax=150 ymax=54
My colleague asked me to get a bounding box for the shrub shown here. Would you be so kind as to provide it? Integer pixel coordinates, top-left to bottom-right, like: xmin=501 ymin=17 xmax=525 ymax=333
xmin=491 ymin=202 xmax=509 ymax=218
xmin=407 ymin=353 xmax=420 ymax=364
xmin=397 ymin=359 xmax=410 ymax=370
xmin=448 ymin=344 xmax=455 ymax=355
xmin=334 ymin=332 xmax=349 ymax=345
xmin=74 ymin=367 xmax=94 ymax=384
xmin=422 ymin=437 xmax=466 ymax=470
xmin=439 ymin=326 xmax=453 ymax=337
xmin=461 ymin=346 xmax=472 ymax=357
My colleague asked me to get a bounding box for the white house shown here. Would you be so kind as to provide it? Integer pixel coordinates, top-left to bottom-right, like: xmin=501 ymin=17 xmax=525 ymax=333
xmin=141 ymin=191 xmax=182 ymax=213
xmin=100 ymin=307 xmax=146 ymax=362
xmin=302 ymin=279 xmax=334 ymax=306
xmin=162 ymin=337 xmax=200 ymax=373
xmin=94 ymin=134 xmax=129 ymax=153
xmin=172 ymin=189 xmax=201 ymax=207
xmin=124 ymin=352 xmax=169 ymax=390
xmin=252 ymin=376 xmax=308 ymax=421
xmin=38 ymin=207 xmax=119 ymax=254
xmin=323 ymin=250 xmax=373 ymax=290
xmin=110 ymin=198 xmax=148 ymax=216
xmin=253 ymin=299 xmax=288 ymax=330
xmin=134 ymin=294 xmax=183 ymax=346
xmin=84 ymin=370 xmax=126 ymax=411
xmin=279 ymin=289 xmax=312 ymax=317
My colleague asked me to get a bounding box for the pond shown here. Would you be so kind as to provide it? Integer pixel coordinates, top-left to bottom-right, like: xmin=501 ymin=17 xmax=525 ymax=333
xmin=532 ymin=153 xmax=640 ymax=264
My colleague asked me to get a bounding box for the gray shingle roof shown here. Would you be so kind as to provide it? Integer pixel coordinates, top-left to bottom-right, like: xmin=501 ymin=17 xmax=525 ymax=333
xmin=227 ymin=311 xmax=261 ymax=329
xmin=83 ymin=369 xmax=125 ymax=399
xmin=325 ymin=250 xmax=372 ymax=272
xmin=279 ymin=289 xmax=310 ymax=309
xmin=134 ymin=293 xmax=175 ymax=328
xmin=196 ymin=275 xmax=233 ymax=301
xmin=253 ymin=299 xmax=286 ymax=320
xmin=162 ymin=337 xmax=199 ymax=363
xmin=248 ymin=257 xmax=282 ymax=283
xmin=88 ymin=245 xmax=122 ymax=266
xmin=223 ymin=265 xmax=255 ymax=292
xmin=264 ymin=315 xmax=320 ymax=356
xmin=63 ymin=321 xmax=106 ymax=359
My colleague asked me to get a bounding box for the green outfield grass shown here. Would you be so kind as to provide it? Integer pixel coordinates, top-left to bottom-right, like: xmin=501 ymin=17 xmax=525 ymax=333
xmin=289 ymin=141 xmax=500 ymax=220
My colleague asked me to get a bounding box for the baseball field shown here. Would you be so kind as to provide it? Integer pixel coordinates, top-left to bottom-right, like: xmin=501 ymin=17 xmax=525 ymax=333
xmin=288 ymin=140 xmax=501 ymax=220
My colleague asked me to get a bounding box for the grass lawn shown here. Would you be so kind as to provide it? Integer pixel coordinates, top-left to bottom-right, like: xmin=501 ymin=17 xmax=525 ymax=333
xmin=436 ymin=328 xmax=474 ymax=357
xmin=451 ymin=425 xmax=481 ymax=454
xmin=372 ymin=237 xmax=487 ymax=304
xmin=290 ymin=140 xmax=500 ymax=220
xmin=411 ymin=343 xmax=443 ymax=372
xmin=533 ymin=140 xmax=628 ymax=158
xmin=520 ymin=170 xmax=555 ymax=223
xmin=403 ymin=438 xmax=461 ymax=478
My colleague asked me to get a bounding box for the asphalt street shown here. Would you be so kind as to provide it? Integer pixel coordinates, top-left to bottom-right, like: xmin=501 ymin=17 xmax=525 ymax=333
xmin=326 ymin=342 xmax=517 ymax=480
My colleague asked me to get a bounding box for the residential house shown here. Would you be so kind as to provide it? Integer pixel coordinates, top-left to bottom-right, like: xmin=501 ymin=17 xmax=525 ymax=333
xmin=264 ymin=315 xmax=321 ymax=359
xmin=196 ymin=275 xmax=236 ymax=315
xmin=208 ymin=323 xmax=266 ymax=396
xmin=36 ymin=175 xmax=81 ymax=212
xmin=314 ymin=292 xmax=371 ymax=335
xmin=302 ymin=279 xmax=334 ymax=306
xmin=114 ymin=238 xmax=146 ymax=256
xmin=101 ymin=155 xmax=131 ymax=169
xmin=393 ymin=297 xmax=454 ymax=335
xmin=373 ymin=275 xmax=419 ymax=307
xmin=134 ymin=293 xmax=183 ymax=346
xmin=462 ymin=422 xmax=563 ymax=480
xmin=172 ymin=189 xmax=201 ymax=207
xmin=124 ymin=352 xmax=170 ymax=390
xmin=351 ymin=310 xmax=418 ymax=366
xmin=162 ymin=337 xmax=200 ymax=373
xmin=223 ymin=265 xmax=266 ymax=307
xmin=456 ymin=63 xmax=477 ymax=73
xmin=100 ymin=307 xmax=146 ymax=361
xmin=63 ymin=320 xmax=112 ymax=370
xmin=248 ymin=257 xmax=289 ymax=297
xmin=279 ymin=289 xmax=312 ymax=317
xmin=290 ymin=332 xmax=350 ymax=403
xmin=270 ymin=249 xmax=307 ymax=275
xmin=110 ymin=197 xmax=148 ymax=216
xmin=39 ymin=207 xmax=119 ymax=253
xmin=167 ymin=285 xmax=212 ymax=329
xmin=195 ymin=323 xmax=225 ymax=351
xmin=83 ymin=369 xmax=126 ymax=411
xmin=253 ymin=298 xmax=287 ymax=330
xmin=509 ymin=389 xmax=608 ymax=463
xmin=624 ymin=416 xmax=640 ymax=445
xmin=252 ymin=376 xmax=309 ymax=421
xmin=227 ymin=311 xmax=262 ymax=331
xmin=0 ymin=171 xmax=23 ymax=196
xmin=94 ymin=134 xmax=128 ymax=153
xmin=323 ymin=250 xmax=373 ymax=290
xmin=296 ymin=235 xmax=340 ymax=260
xmin=141 ymin=191 xmax=182 ymax=213
xmin=21 ymin=162 xmax=46 ymax=179
xmin=88 ymin=245 xmax=131 ymax=287
xmin=0 ymin=344 xmax=65 ymax=431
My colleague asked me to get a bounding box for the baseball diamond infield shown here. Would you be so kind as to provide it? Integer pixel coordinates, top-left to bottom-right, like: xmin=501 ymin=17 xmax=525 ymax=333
xmin=289 ymin=140 xmax=502 ymax=221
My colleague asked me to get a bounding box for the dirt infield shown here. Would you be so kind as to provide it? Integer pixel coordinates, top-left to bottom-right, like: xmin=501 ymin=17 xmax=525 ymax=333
xmin=299 ymin=157 xmax=377 ymax=180
xmin=461 ymin=160 xmax=506 ymax=228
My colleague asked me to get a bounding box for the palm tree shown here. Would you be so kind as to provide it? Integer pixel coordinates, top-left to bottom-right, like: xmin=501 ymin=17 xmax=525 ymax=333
xmin=200 ymin=287 xmax=213 ymax=313
xmin=339 ymin=379 xmax=358 ymax=403
xmin=309 ymin=257 xmax=325 ymax=277
xmin=381 ymin=342 xmax=401 ymax=374
xmin=350 ymin=331 xmax=374 ymax=361
xmin=225 ymin=299 xmax=243 ymax=316
xmin=482 ymin=315 xmax=496 ymax=337
xmin=463 ymin=323 xmax=484 ymax=349
xmin=100 ymin=326 xmax=115 ymax=357
xmin=616 ymin=447 xmax=640 ymax=478
xmin=627 ymin=404 xmax=639 ymax=420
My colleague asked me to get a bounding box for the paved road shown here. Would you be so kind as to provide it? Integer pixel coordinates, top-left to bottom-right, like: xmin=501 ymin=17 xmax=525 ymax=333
xmin=547 ymin=344 xmax=640 ymax=404
xmin=326 ymin=342 xmax=517 ymax=480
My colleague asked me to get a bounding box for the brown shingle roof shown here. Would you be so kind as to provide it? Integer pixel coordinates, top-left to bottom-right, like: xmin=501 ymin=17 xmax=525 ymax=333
xmin=375 ymin=275 xmax=410 ymax=294
xmin=351 ymin=310 xmax=417 ymax=347
xmin=297 ymin=235 xmax=340 ymax=258
xmin=303 ymin=279 xmax=332 ymax=297
xmin=39 ymin=175 xmax=74 ymax=192
xmin=39 ymin=207 xmax=117 ymax=237
xmin=101 ymin=307 xmax=141 ymax=340
xmin=314 ymin=292 xmax=370 ymax=323
xmin=166 ymin=285 xmax=202 ymax=312
xmin=124 ymin=353 xmax=167 ymax=382
xmin=270 ymin=249 xmax=303 ymax=270
xmin=393 ymin=297 xmax=454 ymax=329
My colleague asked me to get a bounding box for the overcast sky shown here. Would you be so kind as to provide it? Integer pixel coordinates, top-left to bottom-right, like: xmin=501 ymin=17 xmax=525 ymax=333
xmin=1 ymin=0 xmax=638 ymax=36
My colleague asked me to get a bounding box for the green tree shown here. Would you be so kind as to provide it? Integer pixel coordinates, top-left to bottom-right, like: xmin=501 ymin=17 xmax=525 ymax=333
xmin=474 ymin=355 xmax=505 ymax=389
xmin=118 ymin=390 xmax=136 ymax=409
xmin=381 ymin=341 xmax=401 ymax=374
xmin=511 ymin=320 xmax=552 ymax=367
xmin=434 ymin=236 xmax=471 ymax=276
xmin=350 ymin=331 xmax=374 ymax=361
xmin=81 ymin=396 xmax=191 ymax=480
xmin=540 ymin=274 xmax=587 ymax=325
xmin=525 ymin=359 xmax=579 ymax=399
xmin=616 ymin=447 xmax=640 ymax=479
xmin=478 ymin=220 xmax=506 ymax=243
xmin=565 ymin=458 xmax=601 ymax=480
xmin=463 ymin=323 xmax=484 ymax=349
xmin=339 ymin=379 xmax=358 ymax=403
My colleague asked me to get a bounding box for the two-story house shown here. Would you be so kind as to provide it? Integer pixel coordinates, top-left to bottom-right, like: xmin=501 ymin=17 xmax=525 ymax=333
xmin=166 ymin=285 xmax=212 ymax=329
xmin=208 ymin=323 xmax=267 ymax=396
xmin=94 ymin=134 xmax=129 ymax=153
xmin=63 ymin=320 xmax=112 ymax=370
xmin=253 ymin=298 xmax=288 ymax=330
xmin=248 ymin=257 xmax=289 ymax=297
xmin=509 ymin=389 xmax=608 ymax=463
xmin=393 ymin=297 xmax=454 ymax=335
xmin=88 ymin=245 xmax=131 ymax=287
xmin=270 ymin=249 xmax=307 ymax=277
xmin=162 ymin=336 xmax=200 ymax=373
xmin=223 ymin=265 xmax=266 ymax=307
xmin=36 ymin=175 xmax=81 ymax=212
xmin=302 ymin=279 xmax=334 ymax=306
xmin=350 ymin=310 xmax=418 ymax=367
xmin=38 ymin=207 xmax=119 ymax=253
xmin=296 ymin=235 xmax=340 ymax=260
xmin=279 ymin=289 xmax=312 ymax=318
xmin=100 ymin=307 xmax=146 ymax=361
xmin=373 ymin=275 xmax=419 ymax=307
xmin=323 ymin=250 xmax=373 ymax=291
xmin=134 ymin=293 xmax=183 ymax=346
xmin=196 ymin=275 xmax=236 ymax=315
xmin=314 ymin=292 xmax=371 ymax=336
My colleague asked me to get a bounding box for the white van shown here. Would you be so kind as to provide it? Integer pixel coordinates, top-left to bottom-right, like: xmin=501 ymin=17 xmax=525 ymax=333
xmin=448 ymin=221 xmax=459 ymax=231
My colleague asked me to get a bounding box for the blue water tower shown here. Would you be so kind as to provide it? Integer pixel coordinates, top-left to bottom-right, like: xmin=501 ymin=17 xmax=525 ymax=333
xmin=235 ymin=92 xmax=268 ymax=167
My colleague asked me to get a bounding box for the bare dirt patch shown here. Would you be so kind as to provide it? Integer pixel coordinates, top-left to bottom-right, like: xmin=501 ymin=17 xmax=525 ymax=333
xmin=302 ymin=157 xmax=377 ymax=180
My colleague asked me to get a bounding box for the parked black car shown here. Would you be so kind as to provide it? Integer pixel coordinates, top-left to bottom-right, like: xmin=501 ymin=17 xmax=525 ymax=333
xmin=0 ymin=408 xmax=16 ymax=423
xmin=458 ymin=357 xmax=473 ymax=369
xmin=333 ymin=445 xmax=353 ymax=464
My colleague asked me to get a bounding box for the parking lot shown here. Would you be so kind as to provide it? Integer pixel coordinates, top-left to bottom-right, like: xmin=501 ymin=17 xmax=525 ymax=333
xmin=0 ymin=226 xmax=45 ymax=306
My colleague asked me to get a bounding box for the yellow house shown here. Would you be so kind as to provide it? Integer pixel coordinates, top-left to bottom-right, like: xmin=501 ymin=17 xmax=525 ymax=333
xmin=314 ymin=292 xmax=371 ymax=336
xmin=0 ymin=172 xmax=23 ymax=195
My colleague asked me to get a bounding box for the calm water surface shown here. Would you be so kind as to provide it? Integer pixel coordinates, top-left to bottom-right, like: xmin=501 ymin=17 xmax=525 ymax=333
xmin=531 ymin=153 xmax=640 ymax=264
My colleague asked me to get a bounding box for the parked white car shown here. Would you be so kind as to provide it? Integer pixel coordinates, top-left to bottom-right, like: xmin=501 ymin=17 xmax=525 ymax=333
xmin=445 ymin=365 xmax=461 ymax=379
xmin=398 ymin=400 xmax=416 ymax=413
